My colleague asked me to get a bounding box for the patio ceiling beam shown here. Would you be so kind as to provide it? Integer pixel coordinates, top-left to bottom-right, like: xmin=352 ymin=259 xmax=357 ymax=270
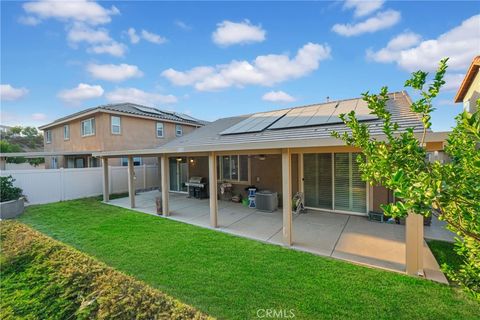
xmin=215 ymin=149 xmax=282 ymax=156
xmin=282 ymin=148 xmax=293 ymax=246
xmin=161 ymin=154 xmax=170 ymax=216
xmin=127 ymin=156 xmax=136 ymax=208
xmin=406 ymin=213 xmax=424 ymax=276
xmin=209 ymin=152 xmax=218 ymax=228
xmin=102 ymin=158 xmax=109 ymax=202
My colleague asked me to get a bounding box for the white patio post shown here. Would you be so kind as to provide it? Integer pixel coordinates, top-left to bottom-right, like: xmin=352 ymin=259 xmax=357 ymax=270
xmin=298 ymin=153 xmax=304 ymax=193
xmin=127 ymin=155 xmax=135 ymax=208
xmin=406 ymin=212 xmax=424 ymax=275
xmin=282 ymin=148 xmax=293 ymax=246
xmin=102 ymin=157 xmax=109 ymax=202
xmin=157 ymin=157 xmax=162 ymax=190
xmin=161 ymin=154 xmax=170 ymax=216
xmin=209 ymin=152 xmax=218 ymax=228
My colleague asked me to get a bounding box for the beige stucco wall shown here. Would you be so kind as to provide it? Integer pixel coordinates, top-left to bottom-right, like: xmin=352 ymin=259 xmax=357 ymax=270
xmin=464 ymin=72 xmax=480 ymax=113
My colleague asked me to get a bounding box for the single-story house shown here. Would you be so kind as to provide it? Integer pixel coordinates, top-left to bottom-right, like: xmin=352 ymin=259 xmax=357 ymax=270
xmin=93 ymin=91 xmax=449 ymax=277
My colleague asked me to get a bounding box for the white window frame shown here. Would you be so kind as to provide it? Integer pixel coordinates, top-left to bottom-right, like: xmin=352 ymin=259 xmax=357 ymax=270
xmin=111 ymin=116 xmax=121 ymax=135
xmin=156 ymin=122 xmax=164 ymax=138
xmin=63 ymin=125 xmax=70 ymax=140
xmin=45 ymin=130 xmax=52 ymax=143
xmin=175 ymin=124 xmax=183 ymax=137
xmin=121 ymin=157 xmax=143 ymax=166
xmin=217 ymin=155 xmax=249 ymax=184
xmin=81 ymin=118 xmax=95 ymax=137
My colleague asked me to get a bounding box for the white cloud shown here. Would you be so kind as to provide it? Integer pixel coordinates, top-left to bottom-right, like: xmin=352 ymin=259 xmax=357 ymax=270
xmin=162 ymin=42 xmax=331 ymax=91
xmin=87 ymin=41 xmax=127 ymax=57
xmin=212 ymin=20 xmax=266 ymax=46
xmin=32 ymin=113 xmax=48 ymax=121
xmin=366 ymin=32 xmax=422 ymax=63
xmin=366 ymin=14 xmax=480 ymax=72
xmin=343 ymin=0 xmax=384 ymax=17
xmin=175 ymin=20 xmax=191 ymax=31
xmin=66 ymin=23 xmax=126 ymax=57
xmin=23 ymin=0 xmax=119 ymax=25
xmin=262 ymin=91 xmax=296 ymax=103
xmin=332 ymin=10 xmax=400 ymax=36
xmin=161 ymin=66 xmax=216 ymax=86
xmin=443 ymin=73 xmax=465 ymax=91
xmin=18 ymin=15 xmax=41 ymax=26
xmin=0 ymin=84 xmax=29 ymax=101
xmin=141 ymin=30 xmax=166 ymax=44
xmin=67 ymin=23 xmax=111 ymax=44
xmin=127 ymin=28 xmax=140 ymax=44
xmin=87 ymin=63 xmax=143 ymax=82
xmin=106 ymin=88 xmax=178 ymax=106
xmin=126 ymin=28 xmax=166 ymax=45
xmin=58 ymin=83 xmax=104 ymax=105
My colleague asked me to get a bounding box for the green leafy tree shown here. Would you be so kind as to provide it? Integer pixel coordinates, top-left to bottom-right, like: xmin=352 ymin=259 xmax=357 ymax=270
xmin=0 ymin=126 xmax=44 ymax=166
xmin=0 ymin=140 xmax=25 ymax=164
xmin=332 ymin=58 xmax=479 ymax=299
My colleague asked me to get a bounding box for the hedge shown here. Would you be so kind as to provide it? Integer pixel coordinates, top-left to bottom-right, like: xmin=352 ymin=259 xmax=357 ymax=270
xmin=0 ymin=221 xmax=213 ymax=320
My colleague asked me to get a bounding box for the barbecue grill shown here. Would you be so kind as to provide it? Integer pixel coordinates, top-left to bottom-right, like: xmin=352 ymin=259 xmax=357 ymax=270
xmin=185 ymin=176 xmax=208 ymax=199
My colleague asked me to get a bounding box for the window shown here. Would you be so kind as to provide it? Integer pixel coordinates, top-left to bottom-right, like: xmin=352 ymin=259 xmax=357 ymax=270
xmin=45 ymin=130 xmax=52 ymax=143
xmin=175 ymin=124 xmax=183 ymax=137
xmin=63 ymin=125 xmax=70 ymax=140
xmin=217 ymin=155 xmax=249 ymax=183
xmin=51 ymin=157 xmax=57 ymax=169
xmin=111 ymin=116 xmax=121 ymax=134
xmin=156 ymin=122 xmax=164 ymax=138
xmin=121 ymin=157 xmax=142 ymax=166
xmin=81 ymin=118 xmax=95 ymax=136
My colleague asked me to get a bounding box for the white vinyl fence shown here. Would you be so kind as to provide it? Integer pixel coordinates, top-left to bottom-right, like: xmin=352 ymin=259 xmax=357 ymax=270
xmin=0 ymin=165 xmax=159 ymax=205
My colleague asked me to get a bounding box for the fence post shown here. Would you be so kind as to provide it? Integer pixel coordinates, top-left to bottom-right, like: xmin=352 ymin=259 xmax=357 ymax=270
xmin=60 ymin=168 xmax=65 ymax=201
xmin=108 ymin=165 xmax=112 ymax=194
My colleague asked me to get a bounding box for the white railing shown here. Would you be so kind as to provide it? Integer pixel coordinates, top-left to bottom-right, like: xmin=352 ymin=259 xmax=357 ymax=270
xmin=0 ymin=165 xmax=159 ymax=205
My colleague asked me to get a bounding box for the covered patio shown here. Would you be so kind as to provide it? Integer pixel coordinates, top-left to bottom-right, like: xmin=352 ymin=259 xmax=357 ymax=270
xmin=108 ymin=190 xmax=449 ymax=283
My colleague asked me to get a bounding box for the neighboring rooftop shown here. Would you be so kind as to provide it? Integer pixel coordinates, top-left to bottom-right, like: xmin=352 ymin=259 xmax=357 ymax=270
xmin=39 ymin=103 xmax=206 ymax=130
xmin=455 ymin=55 xmax=480 ymax=103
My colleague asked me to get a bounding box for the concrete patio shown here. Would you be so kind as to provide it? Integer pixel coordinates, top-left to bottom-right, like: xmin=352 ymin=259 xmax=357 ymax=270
xmin=108 ymin=190 xmax=452 ymax=283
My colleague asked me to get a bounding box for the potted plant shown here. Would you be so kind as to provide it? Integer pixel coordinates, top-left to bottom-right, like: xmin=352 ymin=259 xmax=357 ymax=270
xmin=0 ymin=175 xmax=25 ymax=219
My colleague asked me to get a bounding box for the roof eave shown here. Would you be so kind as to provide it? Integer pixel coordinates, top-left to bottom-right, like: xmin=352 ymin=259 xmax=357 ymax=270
xmin=454 ymin=56 xmax=480 ymax=103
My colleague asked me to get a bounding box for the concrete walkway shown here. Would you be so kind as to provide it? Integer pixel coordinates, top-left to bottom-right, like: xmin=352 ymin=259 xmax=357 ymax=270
xmin=108 ymin=190 xmax=451 ymax=283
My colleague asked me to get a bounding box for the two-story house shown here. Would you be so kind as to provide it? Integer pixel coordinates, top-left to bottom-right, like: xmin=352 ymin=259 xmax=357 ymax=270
xmin=39 ymin=103 xmax=205 ymax=168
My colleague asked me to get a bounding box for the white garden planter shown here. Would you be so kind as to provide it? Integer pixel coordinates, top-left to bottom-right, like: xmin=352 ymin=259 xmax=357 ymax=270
xmin=0 ymin=198 xmax=25 ymax=219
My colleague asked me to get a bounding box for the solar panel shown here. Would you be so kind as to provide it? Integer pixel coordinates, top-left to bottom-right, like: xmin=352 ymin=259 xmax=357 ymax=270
xmin=269 ymin=99 xmax=377 ymax=130
xmin=220 ymin=109 xmax=290 ymax=135
xmin=134 ymin=106 xmax=164 ymax=115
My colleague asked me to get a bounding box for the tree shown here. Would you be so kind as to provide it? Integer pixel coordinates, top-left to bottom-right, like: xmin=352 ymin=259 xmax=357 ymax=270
xmin=0 ymin=126 xmax=44 ymax=166
xmin=332 ymin=58 xmax=479 ymax=299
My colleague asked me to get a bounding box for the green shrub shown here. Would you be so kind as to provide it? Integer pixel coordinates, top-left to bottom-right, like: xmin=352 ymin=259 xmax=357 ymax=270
xmin=0 ymin=221 xmax=213 ymax=320
xmin=0 ymin=175 xmax=23 ymax=202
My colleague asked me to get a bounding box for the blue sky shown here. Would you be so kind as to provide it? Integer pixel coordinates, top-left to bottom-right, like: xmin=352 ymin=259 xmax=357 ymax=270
xmin=1 ymin=1 xmax=479 ymax=131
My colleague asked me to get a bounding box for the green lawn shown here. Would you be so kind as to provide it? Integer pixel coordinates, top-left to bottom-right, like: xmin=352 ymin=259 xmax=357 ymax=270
xmin=427 ymin=240 xmax=464 ymax=282
xmin=18 ymin=198 xmax=478 ymax=319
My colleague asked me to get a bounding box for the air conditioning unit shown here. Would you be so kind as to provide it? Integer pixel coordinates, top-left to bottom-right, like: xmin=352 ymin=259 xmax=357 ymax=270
xmin=255 ymin=191 xmax=278 ymax=212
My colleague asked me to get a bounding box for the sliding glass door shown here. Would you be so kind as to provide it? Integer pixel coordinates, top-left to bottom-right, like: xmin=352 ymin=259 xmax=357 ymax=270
xmin=169 ymin=157 xmax=188 ymax=192
xmin=304 ymin=153 xmax=333 ymax=210
xmin=334 ymin=153 xmax=367 ymax=213
xmin=304 ymin=152 xmax=367 ymax=214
